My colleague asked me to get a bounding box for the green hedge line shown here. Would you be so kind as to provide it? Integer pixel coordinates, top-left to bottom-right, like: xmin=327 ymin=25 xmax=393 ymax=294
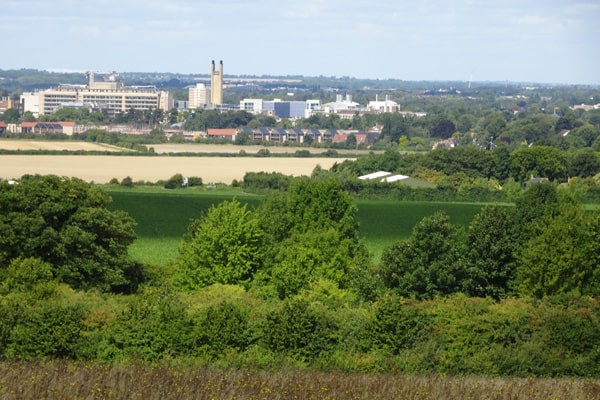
xmin=1 ymin=286 xmax=599 ymax=377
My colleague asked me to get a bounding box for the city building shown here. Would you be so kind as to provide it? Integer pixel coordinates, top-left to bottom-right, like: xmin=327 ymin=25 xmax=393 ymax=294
xmin=240 ymin=98 xmax=264 ymax=114
xmin=322 ymin=94 xmax=361 ymax=119
xmin=240 ymin=98 xmax=316 ymax=119
xmin=19 ymin=92 xmax=40 ymax=118
xmin=305 ymin=99 xmax=321 ymax=118
xmin=367 ymin=95 xmax=399 ymax=113
xmin=189 ymin=83 xmax=210 ymax=109
xmin=0 ymin=98 xmax=21 ymax=114
xmin=23 ymin=71 xmax=173 ymax=118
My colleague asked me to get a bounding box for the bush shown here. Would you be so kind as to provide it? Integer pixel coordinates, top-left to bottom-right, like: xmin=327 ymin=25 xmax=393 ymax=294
xmin=164 ymin=173 xmax=184 ymax=189
xmin=120 ymin=176 xmax=134 ymax=187
xmin=262 ymin=297 xmax=338 ymax=362
xmin=190 ymin=301 xmax=251 ymax=359
xmin=187 ymin=176 xmax=203 ymax=187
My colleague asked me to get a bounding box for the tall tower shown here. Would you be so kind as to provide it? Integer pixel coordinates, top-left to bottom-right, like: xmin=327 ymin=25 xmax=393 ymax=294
xmin=210 ymin=60 xmax=223 ymax=106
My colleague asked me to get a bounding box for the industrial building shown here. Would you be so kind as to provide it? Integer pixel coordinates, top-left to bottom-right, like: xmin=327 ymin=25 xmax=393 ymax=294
xmin=210 ymin=60 xmax=224 ymax=105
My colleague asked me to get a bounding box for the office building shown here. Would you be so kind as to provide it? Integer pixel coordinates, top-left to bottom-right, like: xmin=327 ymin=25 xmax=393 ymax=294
xmin=29 ymin=71 xmax=172 ymax=117
xmin=189 ymin=83 xmax=210 ymax=109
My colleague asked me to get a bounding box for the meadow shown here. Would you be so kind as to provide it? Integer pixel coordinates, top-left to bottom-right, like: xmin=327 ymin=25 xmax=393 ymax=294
xmin=2 ymin=360 xmax=598 ymax=400
xmin=105 ymin=186 xmax=490 ymax=265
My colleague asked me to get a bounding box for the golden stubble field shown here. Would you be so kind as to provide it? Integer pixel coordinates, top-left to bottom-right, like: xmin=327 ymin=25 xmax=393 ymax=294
xmin=150 ymin=143 xmax=376 ymax=155
xmin=0 ymin=141 xmax=350 ymax=183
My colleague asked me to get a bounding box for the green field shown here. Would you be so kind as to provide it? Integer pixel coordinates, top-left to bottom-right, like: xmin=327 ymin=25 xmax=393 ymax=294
xmin=106 ymin=187 xmax=500 ymax=265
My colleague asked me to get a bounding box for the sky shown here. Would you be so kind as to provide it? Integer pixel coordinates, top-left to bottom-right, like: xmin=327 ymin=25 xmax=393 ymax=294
xmin=2 ymin=0 xmax=599 ymax=85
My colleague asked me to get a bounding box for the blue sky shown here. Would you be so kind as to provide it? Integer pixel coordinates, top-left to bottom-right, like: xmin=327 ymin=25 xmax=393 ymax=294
xmin=2 ymin=0 xmax=599 ymax=84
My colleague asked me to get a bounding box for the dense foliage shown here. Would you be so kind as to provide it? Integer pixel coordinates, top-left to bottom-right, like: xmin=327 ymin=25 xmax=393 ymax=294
xmin=0 ymin=175 xmax=141 ymax=292
xmin=1 ymin=174 xmax=600 ymax=377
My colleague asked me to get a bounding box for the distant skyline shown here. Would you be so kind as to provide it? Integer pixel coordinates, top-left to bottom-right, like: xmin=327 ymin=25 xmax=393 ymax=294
xmin=2 ymin=0 xmax=599 ymax=85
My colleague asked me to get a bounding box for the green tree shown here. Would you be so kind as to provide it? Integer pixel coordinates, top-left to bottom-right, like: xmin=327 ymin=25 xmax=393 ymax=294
xmin=464 ymin=206 xmax=516 ymax=298
xmin=568 ymin=149 xmax=600 ymax=178
xmin=190 ymin=301 xmax=250 ymax=359
xmin=516 ymin=207 xmax=600 ymax=298
xmin=287 ymin=177 xmax=360 ymax=241
xmin=477 ymin=112 xmax=506 ymax=148
xmin=175 ymin=199 xmax=264 ymax=290
xmin=2 ymin=257 xmax=55 ymax=294
xmin=430 ymin=117 xmax=456 ymax=139
xmin=262 ymin=297 xmax=338 ymax=361
xmin=255 ymin=177 xmax=370 ymax=298
xmin=381 ymin=211 xmax=466 ymax=299
xmin=509 ymin=146 xmax=567 ymax=182
xmin=345 ymin=132 xmax=357 ymax=148
xmin=0 ymin=108 xmax=20 ymax=123
xmin=572 ymin=123 xmax=600 ymax=147
xmin=0 ymin=175 xmax=138 ymax=292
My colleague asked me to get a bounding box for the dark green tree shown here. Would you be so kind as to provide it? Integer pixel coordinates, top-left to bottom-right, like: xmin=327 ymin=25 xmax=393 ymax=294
xmin=0 ymin=175 xmax=138 ymax=292
xmin=0 ymin=108 xmax=20 ymax=123
xmin=464 ymin=206 xmax=516 ymax=298
xmin=430 ymin=118 xmax=456 ymax=139
xmin=568 ymin=149 xmax=600 ymax=178
xmin=381 ymin=211 xmax=466 ymax=299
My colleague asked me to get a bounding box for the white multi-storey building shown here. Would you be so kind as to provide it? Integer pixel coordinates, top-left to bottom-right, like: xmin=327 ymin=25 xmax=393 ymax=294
xmin=26 ymin=72 xmax=172 ymax=117
xmin=189 ymin=83 xmax=211 ymax=109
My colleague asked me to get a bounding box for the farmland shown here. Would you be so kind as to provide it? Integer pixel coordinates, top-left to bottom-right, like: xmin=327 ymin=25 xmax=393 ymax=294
xmin=150 ymin=143 xmax=378 ymax=155
xmin=0 ymin=154 xmax=348 ymax=184
xmin=0 ymin=139 xmax=126 ymax=152
xmin=105 ymin=187 xmax=490 ymax=265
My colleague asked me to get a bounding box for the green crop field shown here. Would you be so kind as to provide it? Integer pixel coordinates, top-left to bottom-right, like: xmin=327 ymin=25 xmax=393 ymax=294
xmin=105 ymin=186 xmax=262 ymax=266
xmin=106 ymin=187 xmax=504 ymax=266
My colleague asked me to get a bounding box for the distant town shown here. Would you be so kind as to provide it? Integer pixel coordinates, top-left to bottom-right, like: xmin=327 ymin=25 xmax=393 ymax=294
xmin=1 ymin=61 xmax=599 ymax=151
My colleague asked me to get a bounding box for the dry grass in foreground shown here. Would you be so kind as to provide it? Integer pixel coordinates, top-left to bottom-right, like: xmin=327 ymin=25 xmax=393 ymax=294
xmin=1 ymin=360 xmax=599 ymax=400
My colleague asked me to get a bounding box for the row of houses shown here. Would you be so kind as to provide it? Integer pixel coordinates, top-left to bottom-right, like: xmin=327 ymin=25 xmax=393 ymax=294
xmin=204 ymin=127 xmax=382 ymax=144
xmin=0 ymin=121 xmax=383 ymax=146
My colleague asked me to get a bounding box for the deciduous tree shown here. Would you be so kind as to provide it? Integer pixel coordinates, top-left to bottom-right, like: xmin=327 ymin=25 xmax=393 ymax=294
xmin=175 ymin=199 xmax=264 ymax=290
xmin=0 ymin=175 xmax=138 ymax=292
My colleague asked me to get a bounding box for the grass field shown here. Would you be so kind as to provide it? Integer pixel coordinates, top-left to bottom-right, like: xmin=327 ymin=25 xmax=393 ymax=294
xmin=106 ymin=187 xmax=493 ymax=265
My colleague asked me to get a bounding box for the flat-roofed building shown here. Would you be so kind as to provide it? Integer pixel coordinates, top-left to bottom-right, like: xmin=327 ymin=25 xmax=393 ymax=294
xmin=189 ymin=83 xmax=210 ymax=109
xmin=35 ymin=72 xmax=170 ymax=118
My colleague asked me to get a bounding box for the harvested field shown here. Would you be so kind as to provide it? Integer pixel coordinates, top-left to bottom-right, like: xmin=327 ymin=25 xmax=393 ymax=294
xmin=150 ymin=143 xmax=377 ymax=155
xmin=0 ymin=155 xmax=348 ymax=183
xmin=0 ymin=140 xmax=126 ymax=152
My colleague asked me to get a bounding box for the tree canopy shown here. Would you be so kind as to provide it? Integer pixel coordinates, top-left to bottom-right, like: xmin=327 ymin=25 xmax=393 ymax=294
xmin=0 ymin=175 xmax=139 ymax=292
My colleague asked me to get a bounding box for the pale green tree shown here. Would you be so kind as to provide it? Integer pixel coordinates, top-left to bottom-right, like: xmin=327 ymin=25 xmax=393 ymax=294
xmin=175 ymin=199 xmax=264 ymax=290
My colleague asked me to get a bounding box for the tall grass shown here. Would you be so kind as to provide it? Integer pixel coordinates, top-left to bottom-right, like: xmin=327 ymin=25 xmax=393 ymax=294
xmin=1 ymin=360 xmax=598 ymax=400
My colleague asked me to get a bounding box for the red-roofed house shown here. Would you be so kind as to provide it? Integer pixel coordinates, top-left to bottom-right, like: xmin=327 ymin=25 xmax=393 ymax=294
xmin=332 ymin=133 xmax=347 ymax=143
xmin=0 ymin=121 xmax=6 ymax=135
xmin=207 ymin=128 xmax=237 ymax=141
